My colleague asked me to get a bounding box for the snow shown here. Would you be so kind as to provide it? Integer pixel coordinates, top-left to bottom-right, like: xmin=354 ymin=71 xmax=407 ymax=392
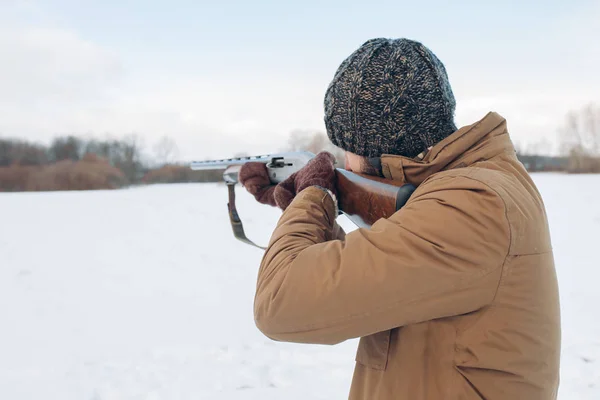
xmin=1 ymin=173 xmax=599 ymax=399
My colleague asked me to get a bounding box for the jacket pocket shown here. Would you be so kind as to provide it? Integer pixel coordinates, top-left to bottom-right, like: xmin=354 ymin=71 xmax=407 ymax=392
xmin=355 ymin=330 xmax=392 ymax=370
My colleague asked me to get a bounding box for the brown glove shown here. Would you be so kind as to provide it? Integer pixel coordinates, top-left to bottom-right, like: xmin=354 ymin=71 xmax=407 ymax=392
xmin=238 ymin=162 xmax=278 ymax=207
xmin=239 ymin=151 xmax=337 ymax=210
xmin=274 ymin=151 xmax=337 ymax=209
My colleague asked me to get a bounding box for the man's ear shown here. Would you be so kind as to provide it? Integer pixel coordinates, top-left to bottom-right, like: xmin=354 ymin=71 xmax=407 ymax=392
xmin=415 ymin=146 xmax=434 ymax=160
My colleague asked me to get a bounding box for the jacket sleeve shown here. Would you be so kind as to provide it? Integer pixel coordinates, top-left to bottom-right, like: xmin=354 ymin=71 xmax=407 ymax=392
xmin=253 ymin=174 xmax=511 ymax=345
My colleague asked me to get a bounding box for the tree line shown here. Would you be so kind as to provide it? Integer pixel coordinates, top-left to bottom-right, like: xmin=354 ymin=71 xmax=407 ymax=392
xmin=1 ymin=103 xmax=598 ymax=192
xmin=0 ymin=135 xmax=146 ymax=182
xmin=0 ymin=134 xmax=222 ymax=191
xmin=513 ymin=103 xmax=600 ymax=173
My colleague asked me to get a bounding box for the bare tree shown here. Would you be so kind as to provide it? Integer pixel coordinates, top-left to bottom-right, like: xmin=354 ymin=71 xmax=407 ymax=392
xmin=515 ymin=138 xmax=557 ymax=172
xmin=285 ymin=130 xmax=346 ymax=167
xmin=560 ymin=103 xmax=600 ymax=173
xmin=583 ymin=104 xmax=600 ymax=154
xmin=48 ymin=136 xmax=83 ymax=162
xmin=286 ymin=130 xmax=313 ymax=152
xmin=115 ymin=133 xmax=145 ymax=183
xmin=153 ymin=135 xmax=179 ymax=166
xmin=0 ymin=138 xmax=13 ymax=167
xmin=84 ymin=139 xmax=111 ymax=161
xmin=0 ymin=138 xmax=48 ymax=166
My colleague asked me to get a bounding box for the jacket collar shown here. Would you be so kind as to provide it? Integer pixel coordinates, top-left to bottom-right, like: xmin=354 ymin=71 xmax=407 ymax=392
xmin=380 ymin=112 xmax=515 ymax=186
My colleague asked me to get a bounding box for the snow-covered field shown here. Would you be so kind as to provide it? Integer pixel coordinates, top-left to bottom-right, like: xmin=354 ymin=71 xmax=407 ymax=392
xmin=1 ymin=173 xmax=598 ymax=399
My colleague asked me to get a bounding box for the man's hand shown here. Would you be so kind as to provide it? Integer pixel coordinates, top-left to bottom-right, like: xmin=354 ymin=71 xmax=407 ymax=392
xmin=274 ymin=151 xmax=337 ymax=209
xmin=239 ymin=151 xmax=337 ymax=210
xmin=238 ymin=162 xmax=278 ymax=207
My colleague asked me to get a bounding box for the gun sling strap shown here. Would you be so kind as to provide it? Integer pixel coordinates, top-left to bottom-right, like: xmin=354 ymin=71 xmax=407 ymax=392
xmin=227 ymin=183 xmax=267 ymax=250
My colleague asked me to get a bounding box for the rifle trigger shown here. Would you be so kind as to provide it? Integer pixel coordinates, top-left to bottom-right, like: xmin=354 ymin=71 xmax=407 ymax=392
xmin=226 ymin=183 xmax=266 ymax=250
xmin=266 ymin=157 xmax=292 ymax=168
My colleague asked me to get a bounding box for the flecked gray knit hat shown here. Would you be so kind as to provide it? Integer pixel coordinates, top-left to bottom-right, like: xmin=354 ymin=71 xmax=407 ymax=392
xmin=324 ymin=38 xmax=457 ymax=158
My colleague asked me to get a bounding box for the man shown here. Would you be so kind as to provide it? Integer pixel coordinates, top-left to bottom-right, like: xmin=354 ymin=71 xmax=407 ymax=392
xmin=239 ymin=38 xmax=561 ymax=399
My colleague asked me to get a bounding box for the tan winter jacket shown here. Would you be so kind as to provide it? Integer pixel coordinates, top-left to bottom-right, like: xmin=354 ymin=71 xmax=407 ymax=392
xmin=253 ymin=112 xmax=561 ymax=399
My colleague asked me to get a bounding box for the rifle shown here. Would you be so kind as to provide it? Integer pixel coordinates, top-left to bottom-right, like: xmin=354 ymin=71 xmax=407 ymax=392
xmin=190 ymin=151 xmax=415 ymax=249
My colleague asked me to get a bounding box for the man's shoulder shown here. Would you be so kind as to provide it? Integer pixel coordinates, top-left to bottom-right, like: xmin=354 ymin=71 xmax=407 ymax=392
xmin=421 ymin=163 xmax=532 ymax=204
xmin=419 ymin=164 xmax=552 ymax=256
xmin=417 ymin=165 xmax=511 ymax=199
xmin=406 ymin=166 xmax=510 ymax=226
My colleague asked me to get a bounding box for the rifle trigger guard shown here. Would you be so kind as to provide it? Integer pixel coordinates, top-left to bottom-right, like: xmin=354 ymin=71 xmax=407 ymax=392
xmin=226 ymin=183 xmax=266 ymax=250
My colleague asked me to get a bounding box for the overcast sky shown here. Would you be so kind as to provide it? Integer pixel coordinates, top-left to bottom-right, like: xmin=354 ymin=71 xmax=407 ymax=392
xmin=1 ymin=0 xmax=598 ymax=160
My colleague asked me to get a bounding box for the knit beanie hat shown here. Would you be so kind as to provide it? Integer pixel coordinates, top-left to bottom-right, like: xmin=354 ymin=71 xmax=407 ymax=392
xmin=324 ymin=38 xmax=457 ymax=158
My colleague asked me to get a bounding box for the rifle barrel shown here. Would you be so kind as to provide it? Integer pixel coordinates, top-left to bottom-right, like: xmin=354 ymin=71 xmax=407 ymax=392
xmin=190 ymin=155 xmax=273 ymax=170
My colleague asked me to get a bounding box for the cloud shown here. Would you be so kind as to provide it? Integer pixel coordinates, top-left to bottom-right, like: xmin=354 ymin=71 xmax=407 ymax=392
xmin=0 ymin=2 xmax=125 ymax=147
xmin=453 ymin=91 xmax=592 ymax=154
xmin=450 ymin=1 xmax=600 ymax=153
xmin=0 ymin=2 xmax=324 ymax=160
xmin=55 ymin=75 xmax=328 ymax=160
xmin=0 ymin=27 xmax=122 ymax=102
xmin=0 ymin=0 xmax=598 ymax=161
xmin=0 ymin=2 xmax=122 ymax=102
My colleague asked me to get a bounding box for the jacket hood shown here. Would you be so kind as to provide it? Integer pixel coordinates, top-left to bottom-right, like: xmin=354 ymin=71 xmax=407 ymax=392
xmin=380 ymin=112 xmax=515 ymax=185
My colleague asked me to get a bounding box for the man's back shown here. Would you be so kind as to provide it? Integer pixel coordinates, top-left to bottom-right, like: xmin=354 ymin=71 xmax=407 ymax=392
xmin=253 ymin=112 xmax=561 ymax=399
xmin=350 ymin=139 xmax=560 ymax=399
xmin=454 ymin=156 xmax=560 ymax=398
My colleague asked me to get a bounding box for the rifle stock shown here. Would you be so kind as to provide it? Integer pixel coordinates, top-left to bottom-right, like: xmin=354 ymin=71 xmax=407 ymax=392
xmin=335 ymin=169 xmax=415 ymax=229
xmin=190 ymin=152 xmax=416 ymax=248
